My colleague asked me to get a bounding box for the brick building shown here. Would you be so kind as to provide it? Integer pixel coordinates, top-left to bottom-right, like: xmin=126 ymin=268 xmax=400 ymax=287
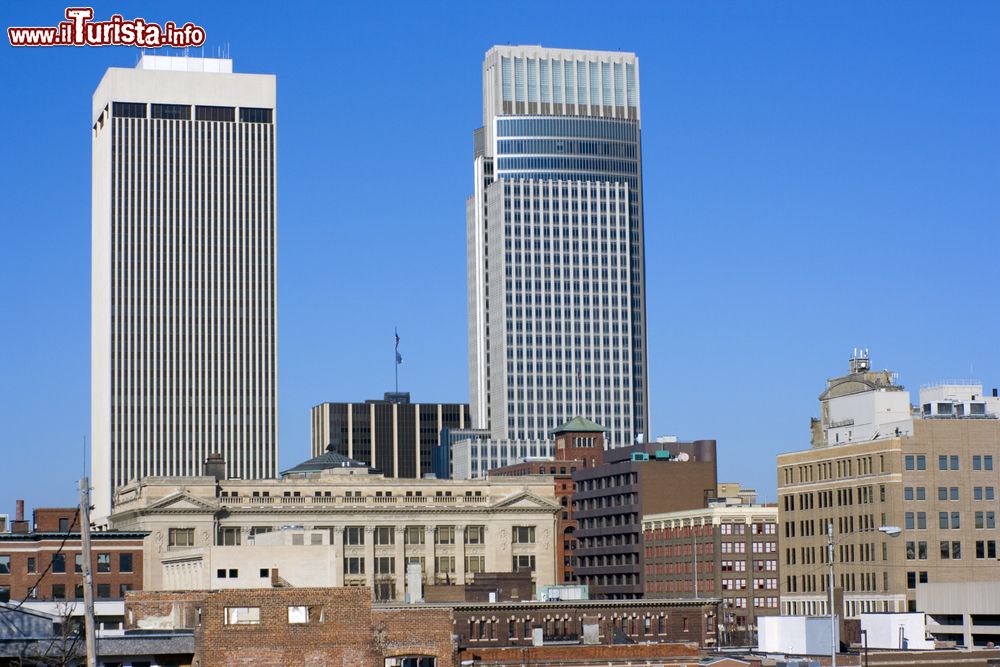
xmin=642 ymin=501 xmax=780 ymax=645
xmin=446 ymin=596 xmax=719 ymax=648
xmin=573 ymin=439 xmax=718 ymax=599
xmin=126 ymin=587 xmax=454 ymax=667
xmin=488 ymin=417 xmax=606 ymax=582
xmin=458 ymin=644 xmax=703 ymax=666
xmin=0 ymin=503 xmax=145 ymax=604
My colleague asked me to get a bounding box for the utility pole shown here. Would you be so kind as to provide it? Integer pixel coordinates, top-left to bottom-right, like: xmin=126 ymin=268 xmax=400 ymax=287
xmin=79 ymin=478 xmax=98 ymax=667
xmin=828 ymin=522 xmax=836 ymax=667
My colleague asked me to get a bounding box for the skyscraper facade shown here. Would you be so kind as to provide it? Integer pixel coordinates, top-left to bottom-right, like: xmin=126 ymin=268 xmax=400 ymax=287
xmin=91 ymin=56 xmax=277 ymax=522
xmin=310 ymin=393 xmax=470 ymax=479
xmin=468 ymin=46 xmax=648 ymax=448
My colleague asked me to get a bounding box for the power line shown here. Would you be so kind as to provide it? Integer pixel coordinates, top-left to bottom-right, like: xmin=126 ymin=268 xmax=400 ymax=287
xmin=0 ymin=510 xmax=81 ymax=619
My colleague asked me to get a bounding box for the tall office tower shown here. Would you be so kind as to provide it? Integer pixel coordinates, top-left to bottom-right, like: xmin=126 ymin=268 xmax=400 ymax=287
xmin=91 ymin=56 xmax=277 ymax=522
xmin=468 ymin=46 xmax=648 ymax=448
xmin=311 ymin=393 xmax=470 ymax=479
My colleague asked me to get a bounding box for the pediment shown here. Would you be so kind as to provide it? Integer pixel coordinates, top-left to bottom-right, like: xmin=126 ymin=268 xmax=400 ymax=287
xmin=493 ymin=490 xmax=561 ymax=511
xmin=146 ymin=491 xmax=219 ymax=513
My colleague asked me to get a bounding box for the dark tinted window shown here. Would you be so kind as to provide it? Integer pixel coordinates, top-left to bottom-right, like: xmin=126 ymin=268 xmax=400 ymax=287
xmin=51 ymin=554 xmax=65 ymax=573
xmin=195 ymin=105 xmax=235 ymax=122
xmin=151 ymin=104 xmax=191 ymax=120
xmin=240 ymin=107 xmax=273 ymax=123
xmin=119 ymin=553 xmax=133 ymax=573
xmin=112 ymin=102 xmax=146 ymax=118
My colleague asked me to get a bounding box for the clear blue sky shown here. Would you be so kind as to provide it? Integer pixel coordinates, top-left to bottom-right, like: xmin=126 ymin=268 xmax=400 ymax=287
xmin=2 ymin=1 xmax=999 ymax=515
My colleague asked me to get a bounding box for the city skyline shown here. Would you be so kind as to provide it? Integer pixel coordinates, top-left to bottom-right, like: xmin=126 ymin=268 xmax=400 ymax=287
xmin=2 ymin=1 xmax=999 ymax=514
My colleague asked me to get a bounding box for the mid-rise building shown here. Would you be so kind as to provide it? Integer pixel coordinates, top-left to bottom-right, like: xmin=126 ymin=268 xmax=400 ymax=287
xmin=452 ymin=438 xmax=552 ymax=480
xmin=91 ymin=55 xmax=278 ymax=522
xmin=467 ymin=45 xmax=649 ymax=448
xmin=108 ymin=450 xmax=560 ymax=602
xmin=573 ymin=439 xmax=718 ymax=599
xmin=311 ymin=393 xmax=470 ymax=478
xmin=642 ymin=501 xmax=779 ymax=645
xmin=489 ymin=417 xmax=607 ymax=582
xmin=433 ymin=427 xmax=490 ymax=479
xmin=0 ymin=502 xmax=145 ymax=630
xmin=779 ymin=355 xmax=1000 ymax=618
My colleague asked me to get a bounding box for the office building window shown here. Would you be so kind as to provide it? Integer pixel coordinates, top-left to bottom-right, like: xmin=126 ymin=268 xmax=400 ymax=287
xmin=512 ymin=555 xmax=536 ymax=573
xmin=169 ymin=528 xmax=195 ymax=547
xmin=344 ymin=558 xmax=365 ymax=575
xmin=405 ymin=526 xmax=425 ymax=545
xmin=374 ymin=557 xmax=395 ymax=575
xmin=465 ymin=525 xmax=485 ymax=545
xmin=52 ymin=554 xmax=65 ymax=573
xmin=435 ymin=556 xmax=455 ymax=574
xmin=513 ymin=526 xmax=536 ymax=544
xmin=466 ymin=555 xmax=485 ymax=573
xmin=375 ymin=526 xmax=394 ymax=546
xmin=217 ymin=527 xmax=242 ymax=546
xmin=344 ymin=526 xmax=364 ymax=545
xmin=435 ymin=526 xmax=455 ymax=545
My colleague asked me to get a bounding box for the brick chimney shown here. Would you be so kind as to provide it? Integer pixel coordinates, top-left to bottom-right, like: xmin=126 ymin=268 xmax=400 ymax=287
xmin=11 ymin=499 xmax=29 ymax=534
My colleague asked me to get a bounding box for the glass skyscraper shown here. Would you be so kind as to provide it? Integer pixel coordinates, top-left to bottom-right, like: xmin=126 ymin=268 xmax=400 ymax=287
xmin=468 ymin=46 xmax=648 ymax=449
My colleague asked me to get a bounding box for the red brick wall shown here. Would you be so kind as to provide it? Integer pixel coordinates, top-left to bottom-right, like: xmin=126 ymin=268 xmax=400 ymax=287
xmin=0 ymin=536 xmax=144 ymax=601
xmin=460 ymin=642 xmax=699 ymax=664
xmin=32 ymin=508 xmax=79 ymax=532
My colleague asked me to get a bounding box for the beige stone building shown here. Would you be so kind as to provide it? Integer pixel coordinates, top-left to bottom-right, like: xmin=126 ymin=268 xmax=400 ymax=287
xmin=778 ymin=355 xmax=1000 ymax=618
xmin=109 ymin=449 xmax=560 ymax=602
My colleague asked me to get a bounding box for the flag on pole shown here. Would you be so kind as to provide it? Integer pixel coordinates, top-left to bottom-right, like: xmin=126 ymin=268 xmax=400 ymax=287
xmin=395 ymin=329 xmax=403 ymax=364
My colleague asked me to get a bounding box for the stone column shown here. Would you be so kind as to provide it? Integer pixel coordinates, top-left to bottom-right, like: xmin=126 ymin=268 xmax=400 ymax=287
xmin=456 ymin=525 xmax=467 ymax=584
xmin=425 ymin=525 xmax=437 ymax=583
xmin=364 ymin=526 xmax=376 ymax=589
xmin=395 ymin=526 xmax=406 ymax=600
xmin=332 ymin=526 xmax=344 ymax=587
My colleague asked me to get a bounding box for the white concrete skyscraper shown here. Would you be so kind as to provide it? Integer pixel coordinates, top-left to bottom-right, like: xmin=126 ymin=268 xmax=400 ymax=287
xmin=468 ymin=46 xmax=648 ymax=448
xmin=91 ymin=56 xmax=277 ymax=522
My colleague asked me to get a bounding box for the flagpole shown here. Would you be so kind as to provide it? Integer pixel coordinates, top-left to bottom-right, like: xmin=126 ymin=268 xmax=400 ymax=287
xmin=394 ymin=327 xmax=399 ymax=394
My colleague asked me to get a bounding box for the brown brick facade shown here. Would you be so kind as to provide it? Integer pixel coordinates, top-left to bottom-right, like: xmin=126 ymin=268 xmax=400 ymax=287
xmin=459 ymin=642 xmax=701 ymax=665
xmin=488 ymin=423 xmax=607 ymax=582
xmin=449 ymin=598 xmax=718 ymax=648
xmin=126 ymin=587 xmax=455 ymax=667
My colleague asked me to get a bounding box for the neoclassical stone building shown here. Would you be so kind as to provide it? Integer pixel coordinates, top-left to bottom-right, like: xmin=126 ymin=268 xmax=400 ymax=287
xmin=109 ymin=449 xmax=560 ymax=601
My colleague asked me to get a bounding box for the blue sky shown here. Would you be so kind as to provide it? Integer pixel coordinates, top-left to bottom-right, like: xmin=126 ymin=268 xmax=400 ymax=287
xmin=1 ymin=1 xmax=998 ymax=515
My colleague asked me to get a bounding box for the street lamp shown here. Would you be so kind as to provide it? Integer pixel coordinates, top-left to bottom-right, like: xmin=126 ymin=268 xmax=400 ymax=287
xmin=827 ymin=523 xmax=901 ymax=667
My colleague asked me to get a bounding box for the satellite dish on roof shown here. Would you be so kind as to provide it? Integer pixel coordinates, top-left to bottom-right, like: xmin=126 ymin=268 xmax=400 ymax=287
xmin=676 ymin=452 xmax=690 ymax=462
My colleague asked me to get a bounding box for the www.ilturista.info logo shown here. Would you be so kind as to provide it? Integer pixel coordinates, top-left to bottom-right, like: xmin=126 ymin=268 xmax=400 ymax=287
xmin=8 ymin=7 xmax=206 ymax=47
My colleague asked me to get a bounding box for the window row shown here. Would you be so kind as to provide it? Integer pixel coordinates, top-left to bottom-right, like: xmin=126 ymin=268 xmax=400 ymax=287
xmin=0 ymin=553 xmax=133 ymax=575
